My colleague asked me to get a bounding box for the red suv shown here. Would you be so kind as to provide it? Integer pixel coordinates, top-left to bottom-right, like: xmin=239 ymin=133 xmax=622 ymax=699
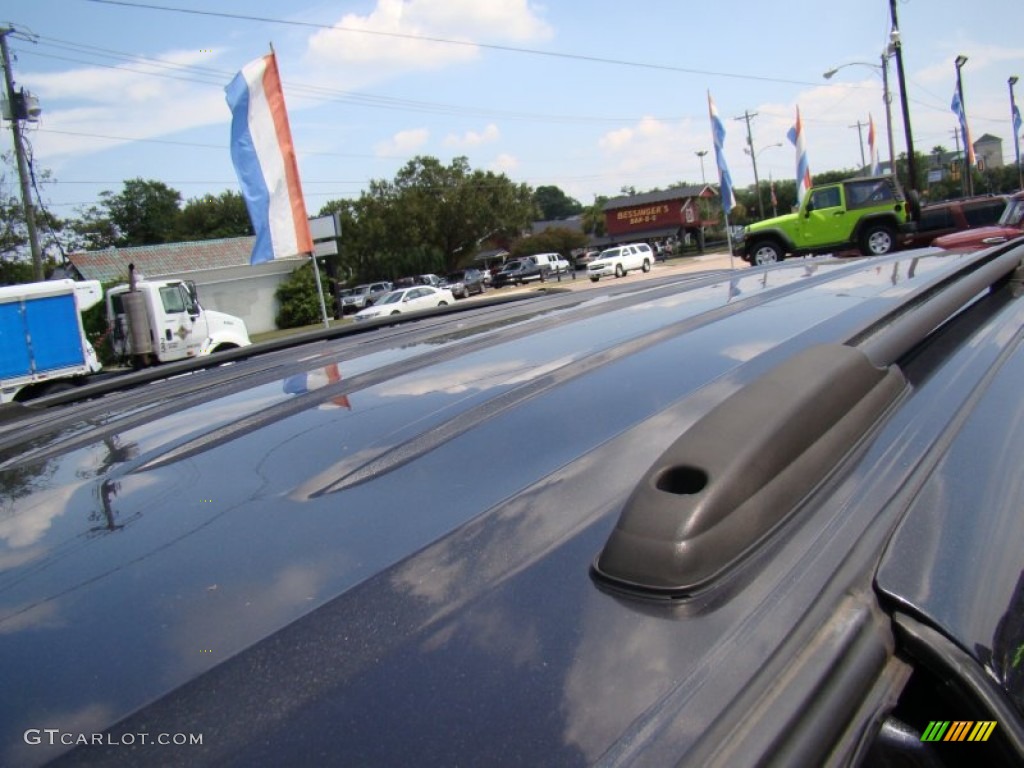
xmin=903 ymin=194 xmax=1008 ymax=248
xmin=933 ymin=191 xmax=1024 ymax=250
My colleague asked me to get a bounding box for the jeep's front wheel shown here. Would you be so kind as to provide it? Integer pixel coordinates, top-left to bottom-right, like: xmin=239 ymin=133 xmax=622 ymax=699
xmin=860 ymin=224 xmax=896 ymax=256
xmin=749 ymin=241 xmax=782 ymax=265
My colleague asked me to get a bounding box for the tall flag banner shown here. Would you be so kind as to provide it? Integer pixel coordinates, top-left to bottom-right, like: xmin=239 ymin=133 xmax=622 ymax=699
xmin=786 ymin=106 xmax=813 ymax=205
xmin=226 ymin=52 xmax=313 ymax=265
xmin=1013 ymin=100 xmax=1022 ymax=169
xmin=951 ymin=87 xmax=976 ymax=168
xmin=707 ymin=92 xmax=735 ymax=215
xmin=868 ymin=113 xmax=881 ymax=176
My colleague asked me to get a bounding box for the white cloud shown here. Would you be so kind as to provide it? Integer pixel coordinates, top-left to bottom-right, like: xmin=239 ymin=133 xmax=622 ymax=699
xmin=305 ymin=0 xmax=552 ymax=77
xmin=375 ymin=127 xmax=430 ymax=156
xmin=595 ymin=116 xmax=690 ymax=181
xmin=443 ymin=123 xmax=500 ymax=148
xmin=490 ymin=153 xmax=519 ymax=173
xmin=22 ymin=50 xmax=230 ymax=160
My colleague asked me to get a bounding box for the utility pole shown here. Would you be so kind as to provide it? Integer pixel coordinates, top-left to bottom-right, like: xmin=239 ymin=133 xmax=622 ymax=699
xmin=889 ymin=0 xmax=919 ymax=194
xmin=0 ymin=28 xmax=43 ymax=280
xmin=849 ymin=120 xmax=867 ymax=170
xmin=734 ymin=110 xmax=765 ymax=220
xmin=949 ymin=129 xmax=964 ymax=195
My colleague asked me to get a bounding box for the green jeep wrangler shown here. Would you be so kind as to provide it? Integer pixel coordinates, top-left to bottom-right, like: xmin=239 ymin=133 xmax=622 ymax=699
xmin=743 ymin=176 xmax=913 ymax=265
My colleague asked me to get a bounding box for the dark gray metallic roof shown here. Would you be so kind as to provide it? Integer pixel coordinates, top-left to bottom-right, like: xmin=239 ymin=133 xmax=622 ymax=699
xmin=2 ymin=244 xmax=1024 ymax=766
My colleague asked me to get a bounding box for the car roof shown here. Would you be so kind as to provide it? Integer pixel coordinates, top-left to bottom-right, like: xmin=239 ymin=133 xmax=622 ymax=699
xmin=4 ymin=243 xmax=1024 ymax=765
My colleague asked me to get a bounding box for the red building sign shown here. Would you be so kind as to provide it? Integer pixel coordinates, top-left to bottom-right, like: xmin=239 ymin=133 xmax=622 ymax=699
xmin=604 ymin=190 xmax=716 ymax=238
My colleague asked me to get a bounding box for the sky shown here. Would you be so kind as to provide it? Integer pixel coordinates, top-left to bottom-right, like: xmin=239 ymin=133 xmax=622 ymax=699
xmin=4 ymin=0 xmax=1024 ymax=224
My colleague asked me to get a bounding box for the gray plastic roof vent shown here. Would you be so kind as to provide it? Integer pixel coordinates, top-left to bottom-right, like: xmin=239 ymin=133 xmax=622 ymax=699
xmin=593 ymin=344 xmax=906 ymax=597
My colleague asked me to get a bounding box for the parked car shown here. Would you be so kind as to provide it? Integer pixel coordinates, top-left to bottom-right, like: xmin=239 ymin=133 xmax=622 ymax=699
xmin=339 ymin=281 xmax=393 ymax=314
xmin=445 ymin=269 xmax=487 ymax=298
xmin=902 ymin=194 xmax=1009 ymax=249
xmin=352 ymin=285 xmax=455 ymax=321
xmin=932 ymin=191 xmax=1024 ymax=251
xmin=491 ymin=258 xmax=545 ymax=288
xmin=394 ymin=274 xmax=445 ymax=290
xmin=587 ymin=242 xmax=654 ymax=281
xmin=5 ymin=240 xmax=1024 ymax=767
xmin=527 ymin=253 xmax=569 ymax=276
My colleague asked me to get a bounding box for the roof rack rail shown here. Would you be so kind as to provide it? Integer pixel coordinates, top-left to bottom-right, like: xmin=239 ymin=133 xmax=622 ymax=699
xmin=592 ymin=343 xmax=906 ymax=597
xmin=593 ymin=243 xmax=1024 ymax=598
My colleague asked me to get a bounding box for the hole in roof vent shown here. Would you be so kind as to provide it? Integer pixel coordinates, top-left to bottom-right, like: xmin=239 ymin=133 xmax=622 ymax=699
xmin=655 ymin=466 xmax=708 ymax=495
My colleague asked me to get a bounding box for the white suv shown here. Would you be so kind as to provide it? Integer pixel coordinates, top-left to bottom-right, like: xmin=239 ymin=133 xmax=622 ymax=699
xmin=587 ymin=243 xmax=654 ymax=282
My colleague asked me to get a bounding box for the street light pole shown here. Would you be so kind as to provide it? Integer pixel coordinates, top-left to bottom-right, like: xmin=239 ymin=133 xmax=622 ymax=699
xmin=695 ymin=150 xmax=708 ymax=185
xmin=880 ymin=48 xmax=897 ymax=181
xmin=1009 ymin=76 xmax=1022 ymax=190
xmin=822 ymin=52 xmax=897 ymax=181
xmin=955 ymin=55 xmax=973 ymax=197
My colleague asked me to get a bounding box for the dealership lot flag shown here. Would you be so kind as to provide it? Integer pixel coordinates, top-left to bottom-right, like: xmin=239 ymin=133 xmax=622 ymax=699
xmin=868 ymin=113 xmax=880 ymax=176
xmin=707 ymin=92 xmax=735 ymax=216
xmin=226 ymin=52 xmax=313 ymax=265
xmin=707 ymin=92 xmax=736 ymax=263
xmin=951 ymin=87 xmax=975 ymax=168
xmin=787 ymin=106 xmax=813 ymax=205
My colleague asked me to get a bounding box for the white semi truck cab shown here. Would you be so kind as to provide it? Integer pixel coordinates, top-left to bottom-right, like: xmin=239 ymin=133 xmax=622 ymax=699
xmin=107 ymin=268 xmax=250 ymax=367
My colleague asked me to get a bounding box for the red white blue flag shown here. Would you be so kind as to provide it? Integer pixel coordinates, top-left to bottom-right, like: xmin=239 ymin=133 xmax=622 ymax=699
xmin=868 ymin=113 xmax=880 ymax=176
xmin=787 ymin=106 xmax=812 ymax=205
xmin=951 ymin=87 xmax=975 ymax=168
xmin=226 ymin=53 xmax=313 ymax=265
xmin=707 ymin=92 xmax=736 ymax=216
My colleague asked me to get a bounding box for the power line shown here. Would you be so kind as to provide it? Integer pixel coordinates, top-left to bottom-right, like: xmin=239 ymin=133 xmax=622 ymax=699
xmin=81 ymin=0 xmax=825 ymax=88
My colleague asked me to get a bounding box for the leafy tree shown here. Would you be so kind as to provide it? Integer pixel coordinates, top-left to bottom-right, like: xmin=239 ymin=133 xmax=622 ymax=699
xmin=177 ymin=190 xmax=253 ymax=241
xmin=581 ymin=197 xmax=608 ymax=238
xmin=324 ymin=156 xmax=534 ymax=279
xmin=532 ymin=185 xmax=582 ymax=220
xmin=72 ymin=178 xmax=183 ymax=249
xmin=274 ymin=261 xmax=330 ymax=329
xmin=1 ymin=152 xmax=67 ymax=282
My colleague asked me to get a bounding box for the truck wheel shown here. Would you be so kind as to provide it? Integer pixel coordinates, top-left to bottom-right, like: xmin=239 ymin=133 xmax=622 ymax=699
xmin=615 ymin=264 xmax=625 ymax=278
xmin=590 ymin=276 xmax=600 ymax=283
xmin=860 ymin=224 xmax=896 ymax=256
xmin=642 ymin=259 xmax=651 ymax=273
xmin=749 ymin=241 xmax=782 ymax=265
xmin=438 ymin=301 xmax=448 ymax=306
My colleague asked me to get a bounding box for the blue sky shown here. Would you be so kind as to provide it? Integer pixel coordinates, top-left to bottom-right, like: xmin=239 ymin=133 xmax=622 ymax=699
xmin=6 ymin=0 xmax=1024 ymax=221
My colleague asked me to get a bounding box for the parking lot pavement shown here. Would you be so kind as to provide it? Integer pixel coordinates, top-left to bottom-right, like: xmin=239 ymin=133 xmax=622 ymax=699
xmin=482 ymin=250 xmax=743 ymax=297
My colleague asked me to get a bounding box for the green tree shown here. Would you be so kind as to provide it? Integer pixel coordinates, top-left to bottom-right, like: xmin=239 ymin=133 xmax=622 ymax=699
xmin=1 ymin=152 xmax=67 ymax=282
xmin=327 ymin=156 xmax=534 ymax=279
xmin=274 ymin=261 xmax=330 ymax=329
xmin=176 ymin=190 xmax=253 ymax=241
xmin=581 ymin=197 xmax=608 ymax=238
xmin=532 ymin=185 xmax=582 ymax=220
xmin=73 ymin=178 xmax=183 ymax=248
